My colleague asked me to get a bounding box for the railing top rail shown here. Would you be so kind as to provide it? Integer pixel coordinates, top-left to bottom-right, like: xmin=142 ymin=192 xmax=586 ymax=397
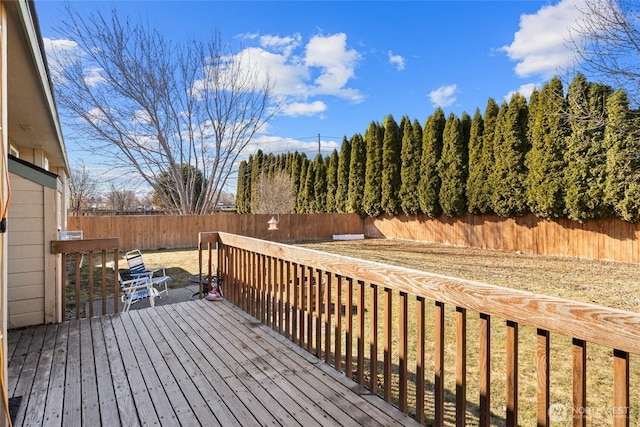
xmin=51 ymin=237 xmax=119 ymax=254
xmin=216 ymin=232 xmax=640 ymax=354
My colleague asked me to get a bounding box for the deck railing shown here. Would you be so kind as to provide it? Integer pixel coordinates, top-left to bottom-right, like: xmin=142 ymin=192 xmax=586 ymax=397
xmin=51 ymin=238 xmax=120 ymax=319
xmin=201 ymin=231 xmax=640 ymax=426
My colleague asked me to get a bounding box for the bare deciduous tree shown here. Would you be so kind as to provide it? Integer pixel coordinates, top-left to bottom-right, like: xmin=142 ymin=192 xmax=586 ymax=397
xmin=107 ymin=183 xmax=137 ymax=213
xmin=68 ymin=161 xmax=99 ymax=215
xmin=251 ymin=172 xmax=295 ymax=214
xmin=570 ymin=0 xmax=640 ymax=106
xmin=49 ymin=7 xmax=278 ymax=214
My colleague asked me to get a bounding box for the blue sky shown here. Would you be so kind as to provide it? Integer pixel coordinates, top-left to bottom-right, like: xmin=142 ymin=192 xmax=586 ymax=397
xmin=35 ymin=0 xmax=590 ymax=192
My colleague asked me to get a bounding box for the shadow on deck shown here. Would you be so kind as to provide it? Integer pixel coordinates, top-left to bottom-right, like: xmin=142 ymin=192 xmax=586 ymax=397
xmin=7 ymin=299 xmax=420 ymax=426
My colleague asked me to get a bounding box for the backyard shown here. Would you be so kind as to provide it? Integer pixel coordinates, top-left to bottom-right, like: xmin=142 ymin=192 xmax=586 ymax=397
xmin=131 ymin=237 xmax=640 ymax=425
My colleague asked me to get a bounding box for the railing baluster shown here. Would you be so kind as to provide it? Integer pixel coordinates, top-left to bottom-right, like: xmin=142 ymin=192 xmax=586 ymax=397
xmin=284 ymin=260 xmax=291 ymax=339
xmin=369 ymin=283 xmax=378 ymax=394
xmin=74 ymin=253 xmax=81 ymax=319
xmin=278 ymin=258 xmax=284 ymax=334
xmin=357 ymin=280 xmax=365 ymax=387
xmin=383 ymin=287 xmax=392 ymax=403
xmin=334 ymin=275 xmax=342 ymax=373
xmin=435 ymin=301 xmax=445 ymax=425
xmin=479 ymin=313 xmax=491 ymax=427
xmin=416 ymin=296 xmax=426 ymax=425
xmin=613 ymin=349 xmax=629 ymax=427
xmin=315 ymin=269 xmax=323 ymax=358
xmin=324 ymin=272 xmax=332 ymax=366
xmin=306 ymin=266 xmax=313 ymax=353
xmin=345 ymin=277 xmax=353 ymax=380
xmin=299 ymin=265 xmax=306 ymax=348
xmin=506 ymin=320 xmax=519 ymax=427
xmin=87 ymin=250 xmax=94 ymax=318
xmin=292 ymin=263 xmax=299 ymax=346
xmin=537 ymin=328 xmax=550 ymax=426
xmin=266 ymin=255 xmax=272 ymax=327
xmin=399 ymin=291 xmax=408 ymax=413
xmin=456 ymin=306 xmax=467 ymax=425
xmin=573 ymin=338 xmax=587 ymax=427
xmin=113 ymin=250 xmax=119 ymax=313
xmin=101 ymin=251 xmax=107 ymax=315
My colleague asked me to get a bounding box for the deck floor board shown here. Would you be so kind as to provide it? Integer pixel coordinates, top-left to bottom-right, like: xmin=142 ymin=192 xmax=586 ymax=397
xmin=8 ymin=300 xmax=421 ymax=427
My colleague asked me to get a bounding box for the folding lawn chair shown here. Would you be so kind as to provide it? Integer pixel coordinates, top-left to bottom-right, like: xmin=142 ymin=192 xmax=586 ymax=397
xmin=125 ymin=249 xmax=171 ymax=297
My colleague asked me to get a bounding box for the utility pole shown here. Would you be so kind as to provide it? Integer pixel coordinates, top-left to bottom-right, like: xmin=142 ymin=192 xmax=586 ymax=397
xmin=318 ymin=133 xmax=321 ymax=155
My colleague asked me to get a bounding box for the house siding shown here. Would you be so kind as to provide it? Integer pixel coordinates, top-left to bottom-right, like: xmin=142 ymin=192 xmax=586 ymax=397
xmin=8 ymin=173 xmax=45 ymax=327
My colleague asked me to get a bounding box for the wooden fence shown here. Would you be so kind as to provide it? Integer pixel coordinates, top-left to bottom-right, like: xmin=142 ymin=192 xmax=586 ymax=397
xmin=67 ymin=213 xmax=365 ymax=251
xmin=204 ymin=231 xmax=639 ymax=426
xmin=366 ymin=213 xmax=640 ymax=263
xmin=69 ymin=212 xmax=640 ymax=262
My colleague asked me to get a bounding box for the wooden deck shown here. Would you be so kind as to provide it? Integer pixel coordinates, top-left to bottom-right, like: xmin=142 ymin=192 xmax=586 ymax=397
xmin=7 ymin=299 xmax=420 ymax=426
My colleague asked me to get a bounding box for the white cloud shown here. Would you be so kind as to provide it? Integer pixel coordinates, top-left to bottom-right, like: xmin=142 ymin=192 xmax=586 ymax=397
xmin=215 ymin=32 xmax=364 ymax=113
xmin=429 ymin=84 xmax=458 ymax=107
xmin=244 ymin=134 xmax=340 ymax=158
xmin=304 ymin=33 xmax=363 ymax=102
xmin=504 ymin=83 xmax=541 ymax=101
xmin=83 ymin=67 xmax=107 ymax=87
xmin=388 ymin=50 xmax=405 ymax=71
xmin=281 ymin=101 xmax=327 ymax=117
xmin=501 ymin=0 xmax=587 ymax=78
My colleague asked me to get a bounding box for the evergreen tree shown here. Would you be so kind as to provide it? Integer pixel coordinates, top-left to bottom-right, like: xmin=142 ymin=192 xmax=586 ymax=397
xmin=565 ymin=74 xmax=612 ymax=222
xmin=291 ymin=152 xmax=304 ymax=212
xmin=313 ymin=154 xmax=327 ymax=212
xmin=418 ymin=108 xmax=445 ymax=217
xmin=336 ymin=136 xmax=351 ymax=212
xmin=326 ymin=150 xmax=339 ymax=213
xmin=604 ymin=89 xmax=640 ymax=222
xmin=474 ymin=98 xmax=499 ymax=213
xmin=249 ymin=150 xmax=264 ymax=211
xmin=400 ymin=119 xmax=423 ymax=215
xmin=491 ymin=93 xmax=530 ymax=216
xmin=296 ymin=158 xmax=309 ymax=213
xmin=347 ymin=133 xmax=367 ymax=215
xmin=235 ymin=160 xmax=249 ymax=213
xmin=525 ymin=77 xmax=569 ymax=218
xmin=527 ymin=89 xmax=540 ymax=143
xmin=299 ymin=161 xmax=314 ymax=213
xmin=438 ymin=113 xmax=467 ymax=216
xmin=363 ymin=121 xmax=384 ymax=216
xmin=381 ymin=115 xmax=402 ymax=215
xmin=466 ymin=109 xmax=485 ymax=214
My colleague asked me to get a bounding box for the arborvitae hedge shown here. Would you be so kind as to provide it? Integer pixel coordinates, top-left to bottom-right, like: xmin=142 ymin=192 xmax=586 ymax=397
xmin=491 ymin=93 xmax=529 ymax=216
xmin=313 ymin=154 xmax=327 ymax=213
xmin=466 ymin=109 xmax=485 ymax=214
xmin=418 ymin=108 xmax=445 ymax=217
xmin=604 ymin=89 xmax=640 ymax=222
xmin=526 ymin=77 xmax=568 ymax=218
xmin=235 ymin=74 xmax=640 ymax=223
xmin=335 ymin=136 xmax=351 ymax=213
xmin=400 ymin=119 xmax=423 ymax=215
xmin=381 ymin=115 xmax=402 ymax=215
xmin=347 ymin=133 xmax=367 ymax=216
xmin=565 ymin=74 xmax=611 ymax=222
xmin=325 ymin=150 xmax=339 ymax=213
xmin=363 ymin=121 xmax=384 ymax=216
xmin=438 ymin=113 xmax=467 ymax=216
